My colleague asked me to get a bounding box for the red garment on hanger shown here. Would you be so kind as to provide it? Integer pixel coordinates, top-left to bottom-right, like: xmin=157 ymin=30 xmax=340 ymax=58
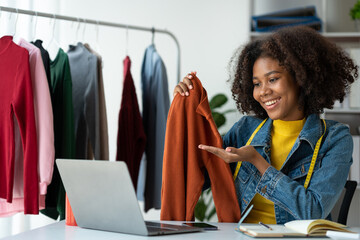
xmin=116 ymin=56 xmax=146 ymax=190
xmin=0 ymin=36 xmax=39 ymax=214
xmin=161 ymin=74 xmax=240 ymax=222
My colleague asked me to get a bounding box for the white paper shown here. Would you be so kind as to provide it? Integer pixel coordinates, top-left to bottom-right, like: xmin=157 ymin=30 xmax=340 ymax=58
xmin=326 ymin=230 xmax=360 ymax=239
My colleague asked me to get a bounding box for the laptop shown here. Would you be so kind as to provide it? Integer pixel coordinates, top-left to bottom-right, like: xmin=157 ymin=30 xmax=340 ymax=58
xmin=56 ymin=159 xmax=203 ymax=236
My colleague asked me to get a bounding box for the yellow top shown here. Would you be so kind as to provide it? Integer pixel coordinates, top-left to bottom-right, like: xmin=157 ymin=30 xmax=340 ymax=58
xmin=245 ymin=118 xmax=306 ymax=224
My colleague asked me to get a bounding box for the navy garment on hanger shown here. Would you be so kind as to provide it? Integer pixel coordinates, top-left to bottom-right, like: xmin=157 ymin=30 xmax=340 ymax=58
xmin=32 ymin=40 xmax=52 ymax=96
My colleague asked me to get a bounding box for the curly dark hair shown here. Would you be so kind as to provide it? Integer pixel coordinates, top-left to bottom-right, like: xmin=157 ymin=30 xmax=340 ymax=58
xmin=229 ymin=26 xmax=358 ymax=119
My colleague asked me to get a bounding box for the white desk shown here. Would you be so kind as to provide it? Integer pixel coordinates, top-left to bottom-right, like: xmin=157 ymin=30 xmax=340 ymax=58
xmin=2 ymin=221 xmax=360 ymax=240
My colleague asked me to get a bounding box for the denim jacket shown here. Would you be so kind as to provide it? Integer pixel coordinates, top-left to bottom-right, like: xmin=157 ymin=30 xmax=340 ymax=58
xmin=223 ymin=114 xmax=353 ymax=224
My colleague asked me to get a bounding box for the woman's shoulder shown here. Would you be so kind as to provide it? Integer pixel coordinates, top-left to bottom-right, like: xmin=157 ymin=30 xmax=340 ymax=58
xmin=305 ymin=115 xmax=351 ymax=138
xmin=318 ymin=118 xmax=354 ymax=164
xmin=324 ymin=118 xmax=352 ymax=141
xmin=317 ymin=118 xmax=353 ymax=158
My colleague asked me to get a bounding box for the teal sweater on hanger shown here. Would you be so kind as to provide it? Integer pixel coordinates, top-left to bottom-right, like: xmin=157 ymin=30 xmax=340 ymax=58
xmin=41 ymin=48 xmax=75 ymax=220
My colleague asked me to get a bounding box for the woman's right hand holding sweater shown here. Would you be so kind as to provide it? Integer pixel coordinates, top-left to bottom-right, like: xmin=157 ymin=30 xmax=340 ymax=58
xmin=173 ymin=71 xmax=196 ymax=97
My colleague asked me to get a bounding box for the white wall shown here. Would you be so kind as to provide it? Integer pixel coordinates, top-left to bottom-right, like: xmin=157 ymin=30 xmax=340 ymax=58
xmin=0 ymin=0 xmax=250 ymax=237
xmin=56 ymin=0 xmax=248 ymax=160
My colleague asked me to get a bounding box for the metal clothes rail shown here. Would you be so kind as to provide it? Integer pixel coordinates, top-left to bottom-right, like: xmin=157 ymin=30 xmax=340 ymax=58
xmin=0 ymin=6 xmax=181 ymax=83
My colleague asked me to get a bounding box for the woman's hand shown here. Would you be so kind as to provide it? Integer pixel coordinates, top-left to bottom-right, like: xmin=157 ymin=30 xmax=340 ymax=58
xmin=198 ymin=144 xmax=271 ymax=175
xmin=173 ymin=71 xmax=197 ymax=97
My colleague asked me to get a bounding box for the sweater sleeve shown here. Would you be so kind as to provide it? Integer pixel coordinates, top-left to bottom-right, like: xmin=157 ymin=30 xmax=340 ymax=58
xmin=13 ymin=52 xmax=39 ymax=214
xmin=30 ymin=48 xmax=55 ymax=195
xmin=161 ymin=93 xmax=188 ymax=220
xmin=61 ymin=56 xmax=76 ymax=159
xmin=97 ymin=57 xmax=109 ymax=160
xmin=85 ymin=56 xmax=100 ymax=159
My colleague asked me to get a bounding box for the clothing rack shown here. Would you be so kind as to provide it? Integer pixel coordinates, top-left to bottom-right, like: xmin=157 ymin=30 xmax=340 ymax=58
xmin=0 ymin=6 xmax=181 ymax=83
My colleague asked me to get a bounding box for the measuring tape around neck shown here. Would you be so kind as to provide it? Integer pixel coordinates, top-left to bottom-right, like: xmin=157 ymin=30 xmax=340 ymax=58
xmin=232 ymin=118 xmax=326 ymax=190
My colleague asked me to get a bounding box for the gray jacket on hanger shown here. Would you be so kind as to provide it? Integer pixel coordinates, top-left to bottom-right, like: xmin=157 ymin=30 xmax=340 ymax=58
xmin=67 ymin=43 xmax=100 ymax=160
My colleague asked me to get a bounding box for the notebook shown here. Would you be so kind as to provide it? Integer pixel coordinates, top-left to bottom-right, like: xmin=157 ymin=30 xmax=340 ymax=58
xmin=56 ymin=159 xmax=203 ymax=236
xmin=236 ymin=219 xmax=353 ymax=238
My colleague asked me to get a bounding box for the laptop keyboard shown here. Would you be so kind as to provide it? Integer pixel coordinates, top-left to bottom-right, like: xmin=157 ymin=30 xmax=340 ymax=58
xmin=145 ymin=221 xmax=183 ymax=231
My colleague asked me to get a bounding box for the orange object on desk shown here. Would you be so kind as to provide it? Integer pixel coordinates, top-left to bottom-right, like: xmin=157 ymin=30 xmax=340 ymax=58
xmin=65 ymin=194 xmax=77 ymax=226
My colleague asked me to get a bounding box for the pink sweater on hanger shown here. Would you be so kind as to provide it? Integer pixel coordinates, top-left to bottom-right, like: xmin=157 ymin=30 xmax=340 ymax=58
xmin=0 ymin=39 xmax=55 ymax=216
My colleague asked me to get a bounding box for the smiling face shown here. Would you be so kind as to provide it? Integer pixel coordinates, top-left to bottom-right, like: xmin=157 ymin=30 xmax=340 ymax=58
xmin=252 ymin=56 xmax=304 ymax=121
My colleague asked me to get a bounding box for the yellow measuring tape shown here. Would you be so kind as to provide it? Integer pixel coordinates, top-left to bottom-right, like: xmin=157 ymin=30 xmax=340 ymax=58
xmin=232 ymin=118 xmax=326 ymax=190
xmin=232 ymin=118 xmax=267 ymax=181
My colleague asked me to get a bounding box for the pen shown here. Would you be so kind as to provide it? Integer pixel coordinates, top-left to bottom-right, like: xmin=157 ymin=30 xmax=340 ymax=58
xmin=259 ymin=221 xmax=273 ymax=230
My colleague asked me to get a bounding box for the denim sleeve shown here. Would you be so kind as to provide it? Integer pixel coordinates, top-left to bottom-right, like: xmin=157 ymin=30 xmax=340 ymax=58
xmin=256 ymin=124 xmax=353 ymax=220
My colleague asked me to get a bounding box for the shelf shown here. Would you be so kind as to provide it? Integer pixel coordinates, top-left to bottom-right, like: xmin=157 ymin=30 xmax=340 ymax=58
xmin=324 ymin=109 xmax=360 ymax=114
xmin=322 ymin=32 xmax=360 ymax=37
xmin=322 ymin=32 xmax=360 ymax=43
xmin=250 ymin=31 xmax=360 ymax=42
xmin=324 ymin=110 xmax=360 ymax=135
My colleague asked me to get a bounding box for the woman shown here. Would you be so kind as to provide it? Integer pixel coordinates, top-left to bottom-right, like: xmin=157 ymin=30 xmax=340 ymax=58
xmin=174 ymin=26 xmax=358 ymax=224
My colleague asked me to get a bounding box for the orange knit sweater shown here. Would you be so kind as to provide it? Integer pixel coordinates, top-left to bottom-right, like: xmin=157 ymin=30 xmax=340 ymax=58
xmin=160 ymin=75 xmax=240 ymax=222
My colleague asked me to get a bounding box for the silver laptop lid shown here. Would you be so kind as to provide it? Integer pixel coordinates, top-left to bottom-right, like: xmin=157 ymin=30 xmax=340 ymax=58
xmin=56 ymin=159 xmax=148 ymax=235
